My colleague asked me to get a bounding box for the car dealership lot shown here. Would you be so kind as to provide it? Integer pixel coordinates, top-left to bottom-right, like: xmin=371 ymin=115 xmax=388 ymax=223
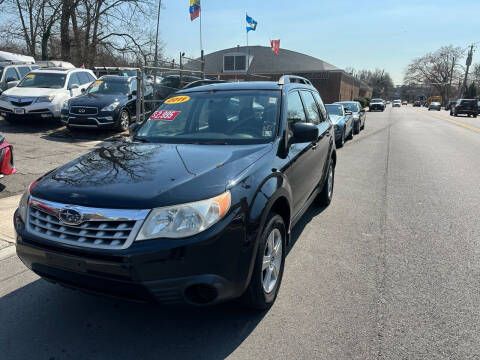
xmin=2 ymin=106 xmax=480 ymax=359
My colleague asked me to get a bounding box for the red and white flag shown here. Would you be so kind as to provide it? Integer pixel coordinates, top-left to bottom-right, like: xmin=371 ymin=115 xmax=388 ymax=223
xmin=270 ymin=39 xmax=280 ymax=55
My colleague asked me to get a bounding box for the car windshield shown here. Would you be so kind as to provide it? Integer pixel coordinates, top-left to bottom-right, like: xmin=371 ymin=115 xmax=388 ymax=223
xmin=371 ymin=99 xmax=383 ymax=103
xmin=326 ymin=104 xmax=344 ymax=116
xmin=86 ymin=80 xmax=129 ymax=95
xmin=120 ymin=70 xmax=136 ymax=77
xmin=17 ymin=73 xmax=66 ymax=88
xmin=337 ymin=102 xmax=359 ymax=112
xmin=431 ymin=102 xmax=440 ymax=105
xmin=460 ymin=100 xmax=476 ymax=106
xmin=136 ymin=90 xmax=280 ymax=145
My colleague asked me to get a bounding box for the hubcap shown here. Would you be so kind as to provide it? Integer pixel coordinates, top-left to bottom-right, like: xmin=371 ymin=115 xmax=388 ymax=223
xmin=121 ymin=112 xmax=129 ymax=129
xmin=262 ymin=228 xmax=282 ymax=294
xmin=327 ymin=165 xmax=333 ymax=199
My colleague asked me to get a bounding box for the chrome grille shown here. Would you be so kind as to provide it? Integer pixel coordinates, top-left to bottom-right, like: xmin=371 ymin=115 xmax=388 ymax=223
xmin=27 ymin=197 xmax=149 ymax=250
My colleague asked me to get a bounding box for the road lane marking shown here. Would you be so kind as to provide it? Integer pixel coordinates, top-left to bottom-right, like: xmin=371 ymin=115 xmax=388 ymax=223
xmin=425 ymin=112 xmax=480 ymax=133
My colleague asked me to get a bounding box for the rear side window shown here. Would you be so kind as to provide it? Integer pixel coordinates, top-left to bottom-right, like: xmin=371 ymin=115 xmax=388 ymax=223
xmin=300 ymin=91 xmax=320 ymax=125
xmin=287 ymin=91 xmax=307 ymax=126
xmin=313 ymin=92 xmax=327 ymax=122
xmin=17 ymin=67 xmax=31 ymax=77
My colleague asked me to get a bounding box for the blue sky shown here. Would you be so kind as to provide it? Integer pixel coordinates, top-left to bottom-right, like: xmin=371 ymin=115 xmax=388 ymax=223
xmin=159 ymin=0 xmax=480 ymax=85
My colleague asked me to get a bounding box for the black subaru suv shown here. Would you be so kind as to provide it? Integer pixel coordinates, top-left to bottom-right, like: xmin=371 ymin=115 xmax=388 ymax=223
xmin=450 ymin=99 xmax=478 ymax=118
xmin=14 ymin=76 xmax=336 ymax=310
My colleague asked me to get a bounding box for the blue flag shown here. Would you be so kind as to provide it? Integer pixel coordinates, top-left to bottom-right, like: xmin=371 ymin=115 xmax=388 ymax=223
xmin=246 ymin=14 xmax=257 ymax=32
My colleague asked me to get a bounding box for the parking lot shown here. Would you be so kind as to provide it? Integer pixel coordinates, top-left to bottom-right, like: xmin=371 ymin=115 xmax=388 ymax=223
xmin=2 ymin=105 xmax=480 ymax=359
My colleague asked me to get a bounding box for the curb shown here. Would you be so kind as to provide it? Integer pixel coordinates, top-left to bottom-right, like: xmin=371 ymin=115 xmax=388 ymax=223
xmin=0 ymin=244 xmax=16 ymax=261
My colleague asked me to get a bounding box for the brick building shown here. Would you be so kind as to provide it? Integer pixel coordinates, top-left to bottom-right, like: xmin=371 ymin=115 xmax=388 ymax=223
xmin=188 ymin=46 xmax=372 ymax=103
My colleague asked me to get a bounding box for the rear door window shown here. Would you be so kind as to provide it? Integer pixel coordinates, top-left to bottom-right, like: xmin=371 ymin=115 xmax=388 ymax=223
xmin=300 ymin=91 xmax=320 ymax=125
xmin=77 ymin=72 xmax=91 ymax=85
xmin=287 ymin=91 xmax=307 ymax=126
xmin=313 ymin=92 xmax=328 ymax=122
xmin=68 ymin=73 xmax=81 ymax=88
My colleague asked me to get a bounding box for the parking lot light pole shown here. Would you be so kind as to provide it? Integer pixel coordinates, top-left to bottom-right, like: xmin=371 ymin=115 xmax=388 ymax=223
xmin=153 ymin=0 xmax=162 ymax=84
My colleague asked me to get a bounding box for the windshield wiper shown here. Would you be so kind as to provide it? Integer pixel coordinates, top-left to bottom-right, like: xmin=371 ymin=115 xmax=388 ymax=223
xmin=179 ymin=140 xmax=229 ymax=145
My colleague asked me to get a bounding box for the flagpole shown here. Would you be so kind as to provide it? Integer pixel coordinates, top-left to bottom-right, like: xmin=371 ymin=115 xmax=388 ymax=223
xmin=200 ymin=4 xmax=203 ymax=52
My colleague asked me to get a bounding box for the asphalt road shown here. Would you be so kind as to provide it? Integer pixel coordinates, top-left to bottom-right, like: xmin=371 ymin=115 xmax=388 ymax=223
xmin=1 ymin=106 xmax=480 ymax=359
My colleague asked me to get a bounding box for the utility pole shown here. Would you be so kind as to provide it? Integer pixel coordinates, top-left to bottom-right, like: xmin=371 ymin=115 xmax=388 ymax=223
xmin=153 ymin=0 xmax=162 ymax=84
xmin=461 ymin=44 xmax=474 ymax=97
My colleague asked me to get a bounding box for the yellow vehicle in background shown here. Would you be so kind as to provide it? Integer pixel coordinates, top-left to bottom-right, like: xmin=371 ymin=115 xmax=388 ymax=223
xmin=425 ymin=96 xmax=442 ymax=107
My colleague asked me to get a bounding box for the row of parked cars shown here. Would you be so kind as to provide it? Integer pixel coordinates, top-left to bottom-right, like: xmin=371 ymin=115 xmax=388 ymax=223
xmin=9 ymin=73 xmax=372 ymax=310
xmin=0 ymin=61 xmax=226 ymax=132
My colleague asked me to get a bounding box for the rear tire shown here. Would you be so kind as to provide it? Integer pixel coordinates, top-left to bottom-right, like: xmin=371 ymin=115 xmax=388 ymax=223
xmin=240 ymin=213 xmax=286 ymax=310
xmin=317 ymin=159 xmax=334 ymax=207
xmin=336 ymin=129 xmax=345 ymax=148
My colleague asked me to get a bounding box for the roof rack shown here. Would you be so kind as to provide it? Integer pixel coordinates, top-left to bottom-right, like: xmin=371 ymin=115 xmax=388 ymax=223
xmin=278 ymin=75 xmax=312 ymax=86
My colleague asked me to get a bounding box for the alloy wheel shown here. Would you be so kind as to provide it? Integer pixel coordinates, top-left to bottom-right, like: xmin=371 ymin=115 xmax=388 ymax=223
xmin=262 ymin=228 xmax=283 ymax=294
xmin=120 ymin=111 xmax=129 ymax=130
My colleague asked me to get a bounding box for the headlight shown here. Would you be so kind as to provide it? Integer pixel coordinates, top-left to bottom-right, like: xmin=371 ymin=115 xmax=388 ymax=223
xmin=18 ymin=180 xmax=38 ymax=223
xmin=35 ymin=95 xmax=55 ymax=103
xmin=101 ymin=101 xmax=120 ymax=112
xmin=62 ymin=101 xmax=70 ymax=110
xmin=0 ymin=94 xmax=8 ymax=102
xmin=136 ymin=191 xmax=231 ymax=240
xmin=353 ymin=114 xmax=360 ymax=120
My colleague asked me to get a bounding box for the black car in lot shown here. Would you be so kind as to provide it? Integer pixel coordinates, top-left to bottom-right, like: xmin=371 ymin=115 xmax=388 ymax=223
xmin=450 ymin=99 xmax=478 ymax=118
xmin=413 ymin=101 xmax=421 ymax=107
xmin=369 ymin=98 xmax=385 ymax=111
xmin=325 ymin=103 xmax=353 ymax=148
xmin=62 ymin=76 xmax=141 ymax=131
xmin=153 ymin=74 xmax=202 ymax=100
xmin=14 ymin=75 xmax=336 ymax=310
xmin=334 ymin=101 xmax=366 ymax=134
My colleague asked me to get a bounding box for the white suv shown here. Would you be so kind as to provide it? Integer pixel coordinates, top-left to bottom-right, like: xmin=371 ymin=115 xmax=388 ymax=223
xmin=0 ymin=68 xmax=96 ymax=122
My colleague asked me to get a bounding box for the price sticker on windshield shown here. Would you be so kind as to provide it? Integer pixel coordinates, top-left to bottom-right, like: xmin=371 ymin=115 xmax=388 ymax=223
xmin=25 ymin=74 xmax=35 ymax=79
xmin=149 ymin=110 xmax=180 ymax=121
xmin=165 ymin=96 xmax=190 ymax=104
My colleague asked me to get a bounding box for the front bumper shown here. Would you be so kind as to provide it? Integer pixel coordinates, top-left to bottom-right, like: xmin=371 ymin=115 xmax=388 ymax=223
xmin=62 ymin=110 xmax=118 ymax=129
xmin=455 ymin=109 xmax=478 ymax=116
xmin=0 ymin=101 xmax=60 ymax=120
xmin=14 ymin=208 xmax=252 ymax=305
xmin=369 ymin=105 xmax=384 ymax=111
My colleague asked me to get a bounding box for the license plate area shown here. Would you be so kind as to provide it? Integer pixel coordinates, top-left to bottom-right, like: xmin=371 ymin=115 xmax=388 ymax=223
xmin=45 ymin=252 xmax=87 ymax=272
xmin=14 ymin=108 xmax=25 ymax=115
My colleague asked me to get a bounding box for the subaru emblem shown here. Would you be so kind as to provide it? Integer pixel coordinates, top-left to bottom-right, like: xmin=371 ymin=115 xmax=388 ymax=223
xmin=58 ymin=208 xmax=83 ymax=226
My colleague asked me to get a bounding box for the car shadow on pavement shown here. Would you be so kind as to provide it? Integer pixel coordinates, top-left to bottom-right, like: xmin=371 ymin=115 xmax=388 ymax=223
xmin=287 ymin=202 xmax=326 ymax=256
xmin=0 ymin=276 xmax=267 ymax=360
xmin=42 ymin=128 xmax=127 ymax=144
xmin=0 ymin=117 xmax=64 ymax=134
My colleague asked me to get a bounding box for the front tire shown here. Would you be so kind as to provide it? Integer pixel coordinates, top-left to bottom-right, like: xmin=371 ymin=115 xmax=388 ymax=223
xmin=317 ymin=159 xmax=334 ymax=206
xmin=117 ymin=109 xmax=130 ymax=132
xmin=240 ymin=213 xmax=286 ymax=310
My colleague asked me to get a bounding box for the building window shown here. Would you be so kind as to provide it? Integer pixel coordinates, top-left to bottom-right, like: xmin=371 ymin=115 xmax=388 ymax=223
xmin=223 ymin=54 xmax=248 ymax=72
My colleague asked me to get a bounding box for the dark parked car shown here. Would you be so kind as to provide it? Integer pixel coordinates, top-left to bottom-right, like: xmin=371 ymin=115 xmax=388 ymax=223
xmin=450 ymin=99 xmax=478 ymax=117
xmin=413 ymin=101 xmax=421 ymax=107
xmin=153 ymin=74 xmax=202 ymax=100
xmin=326 ymin=103 xmax=353 ymax=148
xmin=14 ymin=75 xmax=336 ymax=310
xmin=62 ymin=76 xmax=149 ymax=132
xmin=369 ymin=98 xmax=385 ymax=111
xmin=182 ymin=79 xmax=226 ymax=89
xmin=334 ymin=101 xmax=366 ymax=134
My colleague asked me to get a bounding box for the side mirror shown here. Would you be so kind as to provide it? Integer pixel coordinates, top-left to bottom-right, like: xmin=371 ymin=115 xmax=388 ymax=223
xmin=345 ymin=110 xmax=353 ymax=115
xmin=131 ymin=90 xmax=137 ymax=96
xmin=81 ymin=88 xmax=86 ymax=93
xmin=292 ymin=122 xmax=318 ymax=144
xmin=129 ymin=122 xmax=140 ymax=136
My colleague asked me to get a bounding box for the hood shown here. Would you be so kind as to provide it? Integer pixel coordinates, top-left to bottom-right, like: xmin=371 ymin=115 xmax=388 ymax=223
xmin=32 ymin=141 xmax=273 ymax=209
xmin=329 ymin=115 xmax=346 ymax=125
xmin=69 ymin=93 xmax=127 ymax=108
xmin=3 ymin=87 xmax=65 ymax=97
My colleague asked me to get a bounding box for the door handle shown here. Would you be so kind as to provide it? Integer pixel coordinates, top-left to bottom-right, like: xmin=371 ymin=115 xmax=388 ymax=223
xmin=312 ymin=144 xmax=318 ymax=151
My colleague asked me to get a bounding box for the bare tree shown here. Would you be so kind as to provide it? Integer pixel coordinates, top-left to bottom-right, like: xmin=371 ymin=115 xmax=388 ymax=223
xmin=352 ymin=68 xmax=395 ymax=98
xmin=404 ymin=45 xmax=464 ymax=103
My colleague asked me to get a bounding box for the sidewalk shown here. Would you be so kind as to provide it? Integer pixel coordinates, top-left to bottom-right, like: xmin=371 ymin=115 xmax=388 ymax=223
xmin=0 ymin=194 xmax=21 ymax=243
